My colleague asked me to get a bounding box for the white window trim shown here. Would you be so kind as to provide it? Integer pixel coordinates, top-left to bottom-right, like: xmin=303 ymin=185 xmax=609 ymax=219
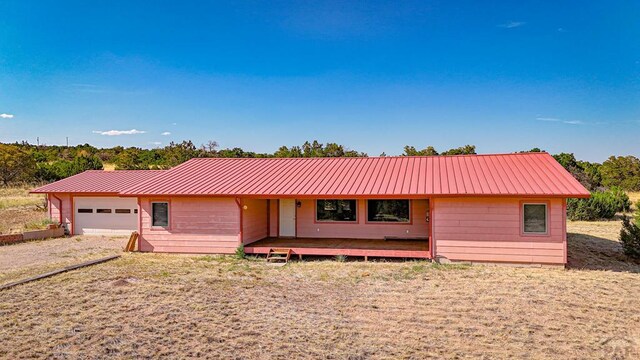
xmin=151 ymin=201 xmax=170 ymax=228
xmin=522 ymin=203 xmax=548 ymax=235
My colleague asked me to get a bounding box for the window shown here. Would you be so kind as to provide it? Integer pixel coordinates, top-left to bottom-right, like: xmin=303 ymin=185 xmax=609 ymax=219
xmin=96 ymin=209 xmax=112 ymax=214
xmin=152 ymin=202 xmax=169 ymax=227
xmin=367 ymin=200 xmax=410 ymax=222
xmin=115 ymin=209 xmax=131 ymax=214
xmin=316 ymin=200 xmax=357 ymax=222
xmin=134 ymin=209 xmax=138 ymax=214
xmin=77 ymin=208 xmax=93 ymax=213
xmin=523 ymin=203 xmax=547 ymax=234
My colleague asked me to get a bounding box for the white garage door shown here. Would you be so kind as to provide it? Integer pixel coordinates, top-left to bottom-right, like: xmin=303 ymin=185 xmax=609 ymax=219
xmin=74 ymin=197 xmax=138 ymax=235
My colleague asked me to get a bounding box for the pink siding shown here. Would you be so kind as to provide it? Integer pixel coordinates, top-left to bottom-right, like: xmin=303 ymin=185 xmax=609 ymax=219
xmin=138 ymin=197 xmax=240 ymax=254
xmin=49 ymin=194 xmax=72 ymax=233
xmin=242 ymin=198 xmax=268 ymax=244
xmin=432 ymin=197 xmax=566 ymax=264
xmin=268 ymin=200 xmax=278 ymax=237
xmin=296 ymin=199 xmax=429 ymax=239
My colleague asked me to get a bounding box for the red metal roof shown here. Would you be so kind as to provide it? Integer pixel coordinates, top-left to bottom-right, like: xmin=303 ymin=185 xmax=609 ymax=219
xmin=119 ymin=153 xmax=590 ymax=198
xmin=31 ymin=170 xmax=164 ymax=194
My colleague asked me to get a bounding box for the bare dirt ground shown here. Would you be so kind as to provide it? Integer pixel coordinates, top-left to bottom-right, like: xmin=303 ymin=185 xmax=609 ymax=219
xmin=0 ymin=223 xmax=639 ymax=359
xmin=0 ymin=235 xmax=128 ymax=284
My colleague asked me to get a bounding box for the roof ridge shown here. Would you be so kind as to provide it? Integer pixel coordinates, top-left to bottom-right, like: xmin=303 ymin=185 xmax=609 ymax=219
xmin=187 ymin=152 xmax=550 ymax=160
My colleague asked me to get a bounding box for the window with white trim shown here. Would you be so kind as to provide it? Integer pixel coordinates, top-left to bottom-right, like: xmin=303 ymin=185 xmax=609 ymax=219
xmin=523 ymin=203 xmax=547 ymax=234
xmin=152 ymin=202 xmax=169 ymax=227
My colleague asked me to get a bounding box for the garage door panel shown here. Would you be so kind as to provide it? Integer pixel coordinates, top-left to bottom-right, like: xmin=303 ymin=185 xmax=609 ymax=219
xmin=74 ymin=197 xmax=137 ymax=235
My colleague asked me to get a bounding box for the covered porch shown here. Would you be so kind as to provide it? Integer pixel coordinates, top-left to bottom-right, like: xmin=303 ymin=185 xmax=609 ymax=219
xmin=244 ymin=237 xmax=431 ymax=259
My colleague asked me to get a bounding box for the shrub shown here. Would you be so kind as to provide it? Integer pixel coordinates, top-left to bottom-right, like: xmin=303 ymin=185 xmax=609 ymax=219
xmin=567 ymin=188 xmax=631 ymax=221
xmin=620 ymin=216 xmax=640 ymax=259
xmin=235 ymin=244 xmax=245 ymax=259
xmin=335 ymin=254 xmax=347 ymax=262
xmin=635 ymin=200 xmax=640 ymax=227
xmin=607 ymin=186 xmax=631 ymax=212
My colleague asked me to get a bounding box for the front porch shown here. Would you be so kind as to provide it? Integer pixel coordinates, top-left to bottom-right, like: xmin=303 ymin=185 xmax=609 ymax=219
xmin=244 ymin=237 xmax=431 ymax=259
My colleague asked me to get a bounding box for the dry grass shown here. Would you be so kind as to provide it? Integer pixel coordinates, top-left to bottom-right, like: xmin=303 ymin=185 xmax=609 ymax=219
xmin=0 ymin=185 xmax=45 ymax=210
xmin=1 ymin=225 xmax=639 ymax=358
xmin=629 ymin=192 xmax=640 ymax=211
xmin=0 ymin=235 xmax=128 ymax=284
xmin=0 ymin=206 xmax=49 ymax=234
xmin=103 ymin=163 xmax=116 ymax=171
xmin=0 ymin=185 xmax=48 ymax=234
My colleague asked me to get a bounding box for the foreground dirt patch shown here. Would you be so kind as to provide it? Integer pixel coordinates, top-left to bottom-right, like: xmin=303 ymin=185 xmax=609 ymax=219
xmin=0 ymin=235 xmax=127 ymax=284
xmin=1 ymin=254 xmax=639 ymax=359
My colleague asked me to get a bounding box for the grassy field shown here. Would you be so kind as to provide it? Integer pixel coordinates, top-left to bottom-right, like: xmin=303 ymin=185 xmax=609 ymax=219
xmin=0 ymin=186 xmax=48 ymax=234
xmin=1 ymin=188 xmax=640 ymax=358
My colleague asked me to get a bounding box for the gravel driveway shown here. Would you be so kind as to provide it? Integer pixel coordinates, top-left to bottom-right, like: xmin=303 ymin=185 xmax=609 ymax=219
xmin=0 ymin=235 xmax=127 ymax=283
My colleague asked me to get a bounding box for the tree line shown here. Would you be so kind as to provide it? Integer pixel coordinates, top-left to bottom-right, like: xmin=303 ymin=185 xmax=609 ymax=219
xmin=1 ymin=141 xmax=639 ymax=193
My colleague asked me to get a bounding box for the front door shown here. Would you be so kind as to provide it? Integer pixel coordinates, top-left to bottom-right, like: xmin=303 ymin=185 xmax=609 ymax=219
xmin=279 ymin=199 xmax=296 ymax=237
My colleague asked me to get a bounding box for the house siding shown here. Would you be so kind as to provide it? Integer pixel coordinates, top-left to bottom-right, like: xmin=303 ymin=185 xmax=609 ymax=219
xmin=242 ymin=198 xmax=268 ymax=244
xmin=138 ymin=197 xmax=240 ymax=254
xmin=432 ymin=197 xmax=565 ymax=264
xmin=296 ymin=199 xmax=429 ymax=239
xmin=49 ymin=194 xmax=72 ymax=233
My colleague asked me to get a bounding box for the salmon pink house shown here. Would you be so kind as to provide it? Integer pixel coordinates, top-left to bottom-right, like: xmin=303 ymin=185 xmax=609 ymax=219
xmin=32 ymin=152 xmax=590 ymax=266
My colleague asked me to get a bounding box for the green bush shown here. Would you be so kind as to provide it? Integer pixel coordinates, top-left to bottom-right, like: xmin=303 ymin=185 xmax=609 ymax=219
xmin=635 ymin=200 xmax=640 ymax=228
xmin=620 ymin=217 xmax=640 ymax=259
xmin=607 ymin=186 xmax=631 ymax=212
xmin=567 ymin=188 xmax=631 ymax=221
xmin=235 ymin=244 xmax=245 ymax=259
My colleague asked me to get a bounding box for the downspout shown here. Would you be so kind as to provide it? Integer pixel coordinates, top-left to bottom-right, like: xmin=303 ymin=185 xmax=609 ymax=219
xmin=137 ymin=197 xmax=142 ymax=252
xmin=562 ymin=198 xmax=567 ymax=266
xmin=235 ymin=198 xmax=243 ymax=245
xmin=429 ymin=198 xmax=435 ymax=260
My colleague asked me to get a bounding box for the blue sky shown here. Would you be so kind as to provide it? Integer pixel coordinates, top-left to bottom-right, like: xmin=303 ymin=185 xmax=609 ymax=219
xmin=0 ymin=1 xmax=638 ymax=162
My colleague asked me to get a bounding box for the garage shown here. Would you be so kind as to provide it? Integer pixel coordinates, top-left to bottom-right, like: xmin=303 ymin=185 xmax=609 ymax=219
xmin=74 ymin=197 xmax=138 ymax=235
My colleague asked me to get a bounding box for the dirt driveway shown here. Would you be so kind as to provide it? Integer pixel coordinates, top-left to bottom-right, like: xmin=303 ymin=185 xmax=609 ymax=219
xmin=0 ymin=236 xmax=127 ymax=284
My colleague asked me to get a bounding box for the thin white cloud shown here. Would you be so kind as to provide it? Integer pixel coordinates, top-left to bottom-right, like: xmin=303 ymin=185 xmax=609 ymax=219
xmin=0 ymin=113 xmax=14 ymax=119
xmin=149 ymin=141 xmax=162 ymax=146
xmin=171 ymin=122 xmax=177 ymax=126
xmin=161 ymin=131 xmax=171 ymax=136
xmin=498 ymin=21 xmax=526 ymax=29
xmin=92 ymin=129 xmax=146 ymax=136
xmin=536 ymin=117 xmax=584 ymax=125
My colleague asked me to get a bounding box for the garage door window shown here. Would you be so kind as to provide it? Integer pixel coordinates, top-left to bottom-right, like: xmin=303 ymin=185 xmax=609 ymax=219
xmin=78 ymin=208 xmax=93 ymax=213
xmin=115 ymin=209 xmax=131 ymax=214
xmin=96 ymin=209 xmax=112 ymax=214
xmin=152 ymin=202 xmax=169 ymax=227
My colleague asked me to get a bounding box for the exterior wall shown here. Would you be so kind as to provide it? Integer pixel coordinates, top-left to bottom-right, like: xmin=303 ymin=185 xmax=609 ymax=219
xmin=432 ymin=197 xmax=566 ymax=265
xmin=242 ymin=198 xmax=268 ymax=244
xmin=295 ymin=199 xmax=429 ymax=239
xmin=48 ymin=193 xmax=72 ymax=233
xmin=138 ymin=197 xmax=241 ymax=254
